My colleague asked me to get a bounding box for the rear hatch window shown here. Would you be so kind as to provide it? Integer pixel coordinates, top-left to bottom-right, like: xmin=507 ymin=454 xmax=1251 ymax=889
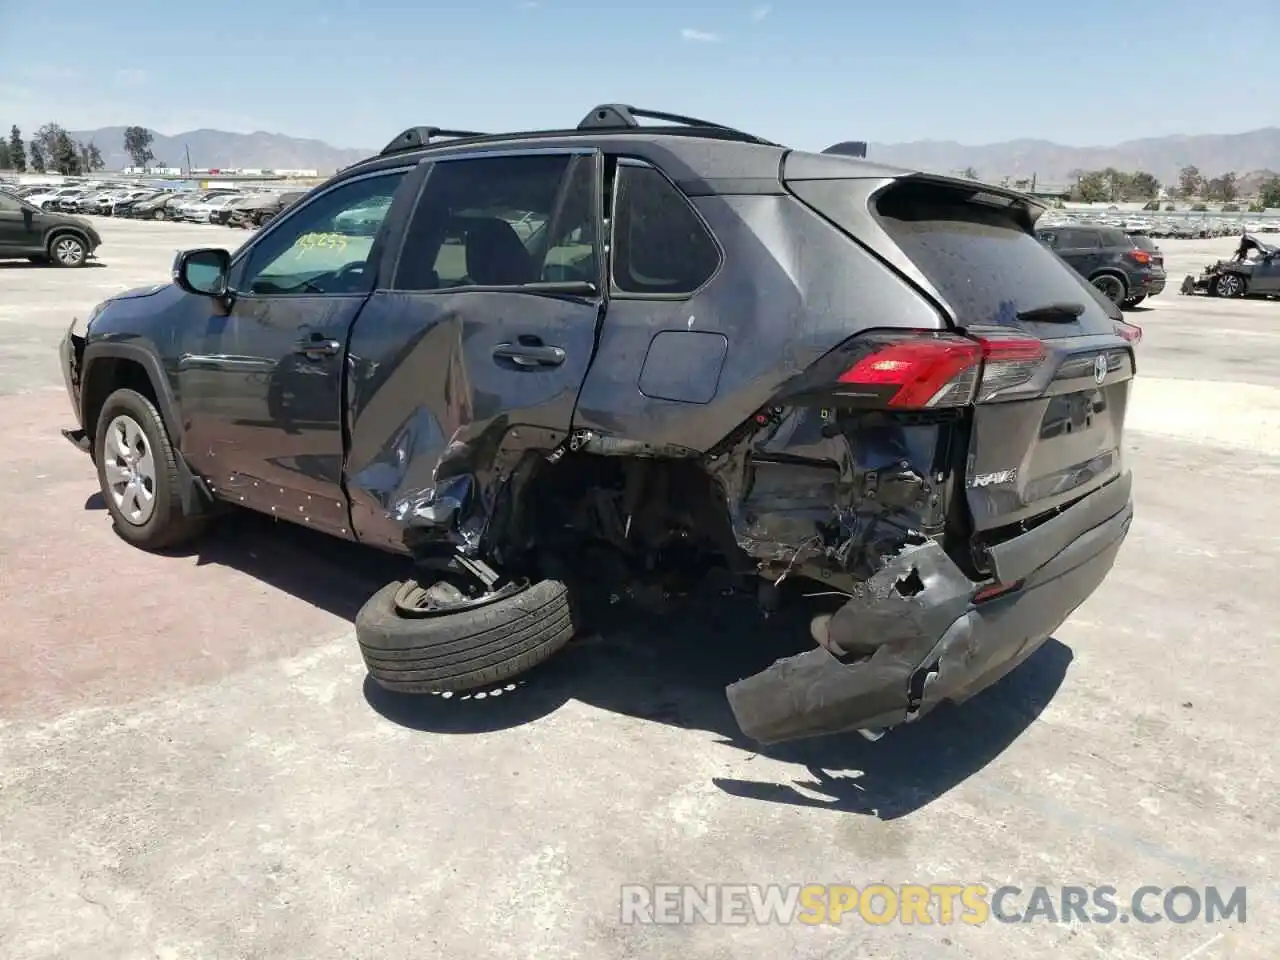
xmin=871 ymin=181 xmax=1121 ymax=339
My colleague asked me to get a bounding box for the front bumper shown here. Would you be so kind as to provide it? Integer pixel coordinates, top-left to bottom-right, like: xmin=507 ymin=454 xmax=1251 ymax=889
xmin=726 ymin=473 xmax=1133 ymax=744
xmin=59 ymin=320 xmax=86 ymax=431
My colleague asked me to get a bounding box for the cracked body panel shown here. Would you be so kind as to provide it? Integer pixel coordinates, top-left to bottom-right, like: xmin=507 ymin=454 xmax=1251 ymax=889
xmin=343 ymin=289 xmax=597 ymax=555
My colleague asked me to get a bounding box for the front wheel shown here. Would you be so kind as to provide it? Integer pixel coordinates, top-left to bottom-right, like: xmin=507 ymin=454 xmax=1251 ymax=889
xmin=48 ymin=234 xmax=87 ymax=268
xmin=1216 ymin=273 xmax=1247 ymax=298
xmin=93 ymin=388 xmax=208 ymax=550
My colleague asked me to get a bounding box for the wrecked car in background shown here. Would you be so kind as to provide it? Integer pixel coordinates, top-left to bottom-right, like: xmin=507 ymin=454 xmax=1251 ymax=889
xmin=1180 ymin=233 xmax=1280 ymax=299
xmin=55 ymin=105 xmax=1136 ymax=745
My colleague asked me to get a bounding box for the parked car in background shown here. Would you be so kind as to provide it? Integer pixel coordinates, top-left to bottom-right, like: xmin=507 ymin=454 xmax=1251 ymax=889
xmin=113 ymin=191 xmax=170 ymax=218
xmin=99 ymin=189 xmax=155 ymax=216
xmin=1036 ymin=224 xmax=1166 ymax=308
xmin=26 ymin=187 xmax=85 ymax=210
xmin=183 ymin=194 xmax=244 ymax=223
xmin=209 ymin=194 xmax=257 ymax=225
xmin=230 ymin=190 xmax=307 ymax=228
xmin=1180 ymin=233 xmax=1280 ymax=299
xmin=0 ymin=188 xmax=101 ymax=266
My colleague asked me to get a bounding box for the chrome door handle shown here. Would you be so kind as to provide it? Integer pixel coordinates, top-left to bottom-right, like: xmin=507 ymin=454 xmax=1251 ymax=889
xmin=294 ymin=336 xmax=341 ymax=358
xmin=492 ymin=343 xmax=566 ymax=367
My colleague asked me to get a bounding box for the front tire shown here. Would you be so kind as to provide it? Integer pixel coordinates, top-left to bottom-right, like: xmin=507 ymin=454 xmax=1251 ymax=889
xmin=48 ymin=233 xmax=87 ymax=267
xmin=93 ymin=388 xmax=207 ymax=550
xmin=356 ymin=577 xmax=577 ymax=693
xmin=1217 ymin=273 xmax=1247 ymax=298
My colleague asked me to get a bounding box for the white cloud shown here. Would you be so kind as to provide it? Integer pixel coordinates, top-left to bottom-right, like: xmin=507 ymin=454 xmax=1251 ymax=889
xmin=680 ymin=28 xmax=721 ymax=42
xmin=750 ymin=4 xmax=771 ymax=22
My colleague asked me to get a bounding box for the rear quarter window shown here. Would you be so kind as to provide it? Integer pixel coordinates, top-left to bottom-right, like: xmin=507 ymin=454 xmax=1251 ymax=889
xmin=611 ymin=163 xmax=720 ymax=296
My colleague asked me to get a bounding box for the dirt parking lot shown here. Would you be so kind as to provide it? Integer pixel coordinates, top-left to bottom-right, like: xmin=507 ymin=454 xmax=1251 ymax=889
xmin=1 ymin=221 xmax=1277 ymax=959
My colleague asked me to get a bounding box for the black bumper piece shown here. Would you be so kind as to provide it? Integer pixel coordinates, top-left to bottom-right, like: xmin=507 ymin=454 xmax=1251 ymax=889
xmin=726 ymin=477 xmax=1134 ymax=745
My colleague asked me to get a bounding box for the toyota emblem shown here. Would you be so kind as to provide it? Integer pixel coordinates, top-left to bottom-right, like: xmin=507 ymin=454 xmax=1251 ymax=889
xmin=1093 ymin=355 xmax=1107 ymax=385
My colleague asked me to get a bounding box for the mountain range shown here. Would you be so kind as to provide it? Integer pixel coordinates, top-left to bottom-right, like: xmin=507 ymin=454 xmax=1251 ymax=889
xmin=867 ymin=127 xmax=1280 ymax=185
xmin=68 ymin=127 xmax=372 ymax=174
xmin=67 ymin=125 xmax=1280 ymax=185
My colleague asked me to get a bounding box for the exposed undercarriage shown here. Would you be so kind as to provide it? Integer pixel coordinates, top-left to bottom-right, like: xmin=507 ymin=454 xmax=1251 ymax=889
xmin=402 ymin=405 xmax=968 ymax=655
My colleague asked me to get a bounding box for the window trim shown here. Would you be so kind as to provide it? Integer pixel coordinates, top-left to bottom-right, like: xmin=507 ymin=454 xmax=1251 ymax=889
xmin=607 ymin=156 xmax=724 ymax=302
xmin=228 ymin=165 xmax=415 ymax=296
xmin=387 ymin=147 xmax=606 ymax=297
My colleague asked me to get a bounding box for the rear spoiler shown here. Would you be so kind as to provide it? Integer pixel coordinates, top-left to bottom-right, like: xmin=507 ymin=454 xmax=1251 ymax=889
xmin=882 ymin=173 xmax=1050 ymax=230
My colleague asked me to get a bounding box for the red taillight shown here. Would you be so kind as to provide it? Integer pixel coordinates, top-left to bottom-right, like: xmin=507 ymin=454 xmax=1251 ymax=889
xmin=1115 ymin=320 xmax=1142 ymax=344
xmin=837 ymin=337 xmax=981 ymax=408
xmin=829 ymin=331 xmax=1049 ymax=409
xmin=1126 ymin=249 xmax=1152 ymax=265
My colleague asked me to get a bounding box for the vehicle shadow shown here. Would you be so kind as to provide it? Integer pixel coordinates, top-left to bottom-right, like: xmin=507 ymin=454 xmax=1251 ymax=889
xmin=363 ymin=588 xmax=1073 ymax=820
xmin=82 ymin=495 xmax=1072 ymax=819
xmin=84 ymin=494 xmax=410 ymax=621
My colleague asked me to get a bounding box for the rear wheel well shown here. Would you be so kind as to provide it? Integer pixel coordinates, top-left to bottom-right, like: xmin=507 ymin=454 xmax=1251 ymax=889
xmin=82 ymin=358 xmax=161 ymax=441
xmin=494 ymin=452 xmax=746 ymax=588
xmin=1090 ymin=268 xmax=1128 ymax=292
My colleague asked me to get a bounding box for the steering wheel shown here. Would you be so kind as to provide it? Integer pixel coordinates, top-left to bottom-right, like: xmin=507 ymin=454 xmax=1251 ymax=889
xmin=332 ymin=261 xmax=368 ymax=290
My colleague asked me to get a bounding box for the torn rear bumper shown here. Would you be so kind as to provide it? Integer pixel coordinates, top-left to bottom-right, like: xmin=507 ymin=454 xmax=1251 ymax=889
xmin=726 ymin=475 xmax=1133 ymax=744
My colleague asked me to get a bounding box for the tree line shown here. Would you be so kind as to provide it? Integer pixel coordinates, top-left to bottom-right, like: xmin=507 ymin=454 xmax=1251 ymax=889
xmin=1062 ymin=165 xmax=1279 ymax=208
xmin=0 ymin=124 xmax=160 ymax=175
xmin=959 ymin=163 xmax=1280 ymax=208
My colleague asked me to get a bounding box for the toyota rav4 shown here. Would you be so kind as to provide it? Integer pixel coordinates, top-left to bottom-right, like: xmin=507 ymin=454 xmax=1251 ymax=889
xmin=58 ymin=104 xmax=1136 ymax=744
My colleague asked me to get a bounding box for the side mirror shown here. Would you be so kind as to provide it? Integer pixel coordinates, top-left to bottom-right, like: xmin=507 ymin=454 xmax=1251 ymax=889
xmin=173 ymin=247 xmax=230 ymax=296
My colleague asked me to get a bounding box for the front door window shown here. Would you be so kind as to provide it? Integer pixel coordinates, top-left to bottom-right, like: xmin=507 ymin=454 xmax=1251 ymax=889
xmin=236 ymin=171 xmax=409 ymax=295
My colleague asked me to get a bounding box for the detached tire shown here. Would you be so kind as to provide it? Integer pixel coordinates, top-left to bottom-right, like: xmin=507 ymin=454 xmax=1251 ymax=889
xmin=1122 ymin=294 xmax=1146 ymax=308
xmin=357 ymin=578 xmax=577 ymax=693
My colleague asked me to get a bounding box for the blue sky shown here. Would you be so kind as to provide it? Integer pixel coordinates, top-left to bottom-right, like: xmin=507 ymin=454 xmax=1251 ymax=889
xmin=3 ymin=0 xmax=1277 ymax=150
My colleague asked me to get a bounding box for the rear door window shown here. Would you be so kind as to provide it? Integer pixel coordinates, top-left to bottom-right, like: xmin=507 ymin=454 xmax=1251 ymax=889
xmin=1099 ymin=228 xmax=1130 ymax=248
xmin=609 ymin=162 xmax=720 ymax=296
xmin=394 ymin=153 xmax=598 ymax=291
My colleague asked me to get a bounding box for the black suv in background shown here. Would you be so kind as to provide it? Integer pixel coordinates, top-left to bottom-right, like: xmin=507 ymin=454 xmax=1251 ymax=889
xmin=1035 ymin=225 xmax=1165 ymax=308
xmin=0 ymin=189 xmax=102 ymax=266
xmin=57 ymin=104 xmax=1137 ymax=745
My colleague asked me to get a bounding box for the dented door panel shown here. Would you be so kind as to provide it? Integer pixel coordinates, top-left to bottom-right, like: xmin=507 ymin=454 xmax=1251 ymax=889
xmin=343 ymin=289 xmax=600 ymax=553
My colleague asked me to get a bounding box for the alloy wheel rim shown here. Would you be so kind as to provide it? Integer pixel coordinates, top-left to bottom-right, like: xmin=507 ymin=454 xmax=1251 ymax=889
xmin=55 ymin=238 xmax=84 ymax=265
xmin=103 ymin=415 xmax=158 ymax=525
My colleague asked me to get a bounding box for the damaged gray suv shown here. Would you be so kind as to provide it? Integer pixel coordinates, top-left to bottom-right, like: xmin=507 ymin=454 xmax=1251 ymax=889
xmin=57 ymin=104 xmax=1136 ymax=744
